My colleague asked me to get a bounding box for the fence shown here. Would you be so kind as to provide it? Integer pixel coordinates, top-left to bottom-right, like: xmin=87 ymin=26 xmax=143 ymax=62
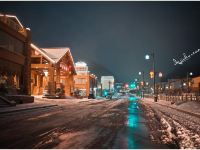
xmin=145 ymin=93 xmax=200 ymax=102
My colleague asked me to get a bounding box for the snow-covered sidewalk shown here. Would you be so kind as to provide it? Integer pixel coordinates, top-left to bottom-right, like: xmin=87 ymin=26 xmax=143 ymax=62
xmin=144 ymin=97 xmax=200 ymax=116
xmin=141 ymin=98 xmax=200 ymax=149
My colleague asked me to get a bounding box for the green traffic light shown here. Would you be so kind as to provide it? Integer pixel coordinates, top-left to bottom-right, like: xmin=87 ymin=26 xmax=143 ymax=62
xmin=104 ymin=91 xmax=108 ymax=96
xmin=130 ymin=82 xmax=136 ymax=89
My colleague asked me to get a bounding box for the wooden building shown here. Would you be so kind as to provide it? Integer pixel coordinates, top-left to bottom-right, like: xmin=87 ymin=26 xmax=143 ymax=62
xmin=0 ymin=13 xmax=31 ymax=95
xmin=191 ymin=76 xmax=200 ymax=93
xmin=30 ymin=44 xmax=76 ymax=97
xmin=74 ymin=62 xmax=97 ymax=97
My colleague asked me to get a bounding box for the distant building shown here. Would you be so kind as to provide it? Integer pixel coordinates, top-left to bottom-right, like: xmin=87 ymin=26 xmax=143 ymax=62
xmin=0 ymin=13 xmax=31 ymax=95
xmin=30 ymin=44 xmax=76 ymax=97
xmin=191 ymin=76 xmax=200 ymax=93
xmin=101 ymin=76 xmax=114 ymax=91
xmin=74 ymin=61 xmax=97 ymax=97
xmin=115 ymin=82 xmax=123 ymax=92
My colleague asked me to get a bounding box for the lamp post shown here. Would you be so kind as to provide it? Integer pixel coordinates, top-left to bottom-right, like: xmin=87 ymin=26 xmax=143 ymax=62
xmin=139 ymin=71 xmax=145 ymax=98
xmin=109 ymin=81 xmax=111 ymax=92
xmin=187 ymin=72 xmax=193 ymax=93
xmin=145 ymin=51 xmax=157 ymax=102
xmin=158 ymin=72 xmax=163 ymax=94
xmin=101 ymin=83 xmax=103 ymax=97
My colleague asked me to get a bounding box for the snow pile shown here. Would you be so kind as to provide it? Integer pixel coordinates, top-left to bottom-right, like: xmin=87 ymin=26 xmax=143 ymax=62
xmin=142 ymin=100 xmax=200 ymax=149
xmin=160 ymin=118 xmax=175 ymax=144
xmin=175 ymin=101 xmax=200 ymax=114
xmin=172 ymin=120 xmax=195 ymax=149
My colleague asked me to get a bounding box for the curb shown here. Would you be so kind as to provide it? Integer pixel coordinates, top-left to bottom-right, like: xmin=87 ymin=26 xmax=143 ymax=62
xmin=0 ymin=104 xmax=58 ymax=114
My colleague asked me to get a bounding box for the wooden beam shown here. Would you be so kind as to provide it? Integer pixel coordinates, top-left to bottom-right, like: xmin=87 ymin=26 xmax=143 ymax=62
xmin=31 ymin=64 xmax=51 ymax=69
xmin=0 ymin=47 xmax=25 ymax=65
xmin=31 ymin=55 xmax=42 ymax=58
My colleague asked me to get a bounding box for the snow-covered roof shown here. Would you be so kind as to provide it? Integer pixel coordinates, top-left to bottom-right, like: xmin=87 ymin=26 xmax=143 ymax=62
xmin=75 ymin=61 xmax=87 ymax=67
xmin=41 ymin=47 xmax=70 ymax=63
xmin=101 ymin=76 xmax=114 ymax=80
xmin=31 ymin=43 xmax=76 ymax=74
xmin=0 ymin=13 xmax=24 ymax=28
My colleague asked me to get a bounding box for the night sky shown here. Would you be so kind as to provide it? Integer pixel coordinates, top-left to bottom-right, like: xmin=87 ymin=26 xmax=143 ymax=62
xmin=1 ymin=1 xmax=200 ymax=83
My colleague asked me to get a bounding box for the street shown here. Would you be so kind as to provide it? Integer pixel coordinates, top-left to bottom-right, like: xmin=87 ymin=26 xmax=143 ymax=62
xmin=0 ymin=97 xmax=165 ymax=149
xmin=1 ymin=97 xmax=200 ymax=149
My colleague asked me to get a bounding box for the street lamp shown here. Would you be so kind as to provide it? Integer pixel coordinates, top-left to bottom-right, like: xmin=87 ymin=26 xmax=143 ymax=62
xmin=159 ymin=72 xmax=163 ymax=78
xmin=145 ymin=54 xmax=150 ymax=60
xmin=139 ymin=71 xmax=145 ymax=99
xmin=145 ymin=51 xmax=157 ymax=102
xmin=158 ymin=72 xmax=163 ymax=94
xmin=187 ymin=72 xmax=193 ymax=93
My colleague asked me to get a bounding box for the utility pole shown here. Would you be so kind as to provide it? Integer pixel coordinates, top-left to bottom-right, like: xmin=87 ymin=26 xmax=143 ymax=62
xmin=187 ymin=72 xmax=189 ymax=93
xmin=145 ymin=51 xmax=157 ymax=102
xmin=109 ymin=81 xmax=111 ymax=92
xmin=152 ymin=51 xmax=157 ymax=102
xmin=139 ymin=71 xmax=145 ymax=99
xmin=142 ymin=71 xmax=145 ymax=98
xmin=100 ymin=83 xmax=103 ymax=97
xmin=187 ymin=72 xmax=193 ymax=93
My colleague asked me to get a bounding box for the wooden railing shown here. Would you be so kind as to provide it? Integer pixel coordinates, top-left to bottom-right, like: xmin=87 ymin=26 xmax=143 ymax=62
xmin=164 ymin=95 xmax=200 ymax=102
xmin=145 ymin=94 xmax=200 ymax=102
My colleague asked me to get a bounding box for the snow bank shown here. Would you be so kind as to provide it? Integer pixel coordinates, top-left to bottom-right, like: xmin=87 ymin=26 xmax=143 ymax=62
xmin=175 ymin=101 xmax=200 ymax=114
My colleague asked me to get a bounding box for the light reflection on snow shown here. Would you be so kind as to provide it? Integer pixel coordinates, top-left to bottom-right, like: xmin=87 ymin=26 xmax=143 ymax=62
xmin=127 ymin=96 xmax=139 ymax=148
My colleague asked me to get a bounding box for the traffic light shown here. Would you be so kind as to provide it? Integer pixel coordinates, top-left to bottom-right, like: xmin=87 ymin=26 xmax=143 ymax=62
xmin=125 ymin=84 xmax=129 ymax=88
xmin=130 ymin=82 xmax=136 ymax=89
xmin=150 ymin=71 xmax=154 ymax=79
xmin=104 ymin=91 xmax=108 ymax=96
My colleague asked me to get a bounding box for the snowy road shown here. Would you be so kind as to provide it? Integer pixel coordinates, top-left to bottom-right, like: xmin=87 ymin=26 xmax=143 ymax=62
xmin=0 ymin=97 xmax=166 ymax=149
xmin=141 ymin=98 xmax=200 ymax=149
xmin=0 ymin=98 xmax=127 ymax=148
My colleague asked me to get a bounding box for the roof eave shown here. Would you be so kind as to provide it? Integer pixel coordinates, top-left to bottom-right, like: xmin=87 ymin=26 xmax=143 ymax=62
xmin=30 ymin=43 xmax=56 ymax=64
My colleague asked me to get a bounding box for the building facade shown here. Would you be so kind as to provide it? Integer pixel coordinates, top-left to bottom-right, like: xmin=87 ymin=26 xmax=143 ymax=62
xmin=0 ymin=14 xmax=31 ymax=95
xmin=101 ymin=76 xmax=114 ymax=91
xmin=74 ymin=62 xmax=97 ymax=97
xmin=191 ymin=76 xmax=200 ymax=93
xmin=30 ymin=44 xmax=76 ymax=97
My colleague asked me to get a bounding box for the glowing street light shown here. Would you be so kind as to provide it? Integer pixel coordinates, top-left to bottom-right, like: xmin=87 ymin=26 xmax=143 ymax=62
xmin=159 ymin=72 xmax=163 ymax=78
xmin=145 ymin=54 xmax=150 ymax=60
xmin=186 ymin=72 xmax=193 ymax=93
xmin=139 ymin=71 xmax=145 ymax=99
xmin=145 ymin=51 xmax=157 ymax=102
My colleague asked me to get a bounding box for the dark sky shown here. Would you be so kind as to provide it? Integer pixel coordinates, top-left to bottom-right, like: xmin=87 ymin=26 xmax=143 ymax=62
xmin=1 ymin=1 xmax=200 ymax=82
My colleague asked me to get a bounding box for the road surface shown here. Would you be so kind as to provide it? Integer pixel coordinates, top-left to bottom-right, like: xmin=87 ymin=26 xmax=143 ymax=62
xmin=0 ymin=98 xmax=166 ymax=149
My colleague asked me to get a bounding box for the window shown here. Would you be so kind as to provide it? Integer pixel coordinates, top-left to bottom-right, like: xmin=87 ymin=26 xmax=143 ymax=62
xmin=0 ymin=30 xmax=24 ymax=54
xmin=31 ymin=58 xmax=40 ymax=64
xmin=75 ymin=78 xmax=86 ymax=84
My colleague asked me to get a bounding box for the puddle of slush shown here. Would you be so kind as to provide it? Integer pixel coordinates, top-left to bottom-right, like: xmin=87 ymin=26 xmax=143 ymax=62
xmin=112 ymin=97 xmax=168 ymax=149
